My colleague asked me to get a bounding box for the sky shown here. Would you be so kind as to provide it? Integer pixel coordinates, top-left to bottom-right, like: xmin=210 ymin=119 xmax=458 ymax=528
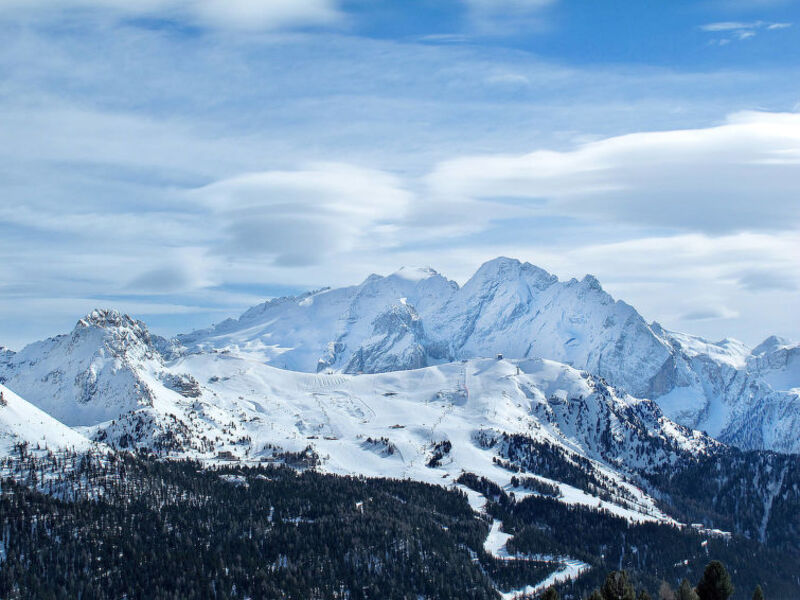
xmin=0 ymin=0 xmax=799 ymax=349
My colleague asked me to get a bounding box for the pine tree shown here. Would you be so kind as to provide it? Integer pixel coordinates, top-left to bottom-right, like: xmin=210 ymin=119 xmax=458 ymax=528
xmin=602 ymin=571 xmax=636 ymax=600
xmin=658 ymin=581 xmax=676 ymax=600
xmin=541 ymin=587 xmax=560 ymax=600
xmin=696 ymin=561 xmax=734 ymax=600
xmin=676 ymin=579 xmax=699 ymax=600
xmin=752 ymin=585 xmax=764 ymax=600
xmin=639 ymin=591 xmax=653 ymax=600
xmin=588 ymin=589 xmax=603 ymax=600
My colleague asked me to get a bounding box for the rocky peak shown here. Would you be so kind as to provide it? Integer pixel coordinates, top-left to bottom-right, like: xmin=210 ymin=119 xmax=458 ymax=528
xmin=580 ymin=274 xmax=603 ymax=291
xmin=72 ymin=308 xmax=161 ymax=363
xmin=77 ymin=308 xmax=141 ymax=330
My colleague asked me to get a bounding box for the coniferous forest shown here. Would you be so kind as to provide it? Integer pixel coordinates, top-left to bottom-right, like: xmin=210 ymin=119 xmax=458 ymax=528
xmin=0 ymin=452 xmax=793 ymax=599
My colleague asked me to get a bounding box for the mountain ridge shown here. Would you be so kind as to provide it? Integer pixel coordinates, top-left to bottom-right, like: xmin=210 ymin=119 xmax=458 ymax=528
xmin=172 ymin=257 xmax=799 ymax=453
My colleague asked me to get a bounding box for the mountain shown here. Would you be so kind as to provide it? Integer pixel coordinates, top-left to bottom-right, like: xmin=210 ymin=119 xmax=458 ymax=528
xmin=0 ymin=309 xmax=170 ymax=426
xmin=179 ymin=257 xmax=800 ymax=453
xmin=0 ymin=308 xmax=717 ymax=515
xmin=0 ymin=309 xmax=219 ymax=454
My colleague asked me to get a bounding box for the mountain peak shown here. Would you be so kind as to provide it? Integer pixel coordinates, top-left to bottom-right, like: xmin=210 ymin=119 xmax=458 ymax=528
xmin=77 ymin=308 xmax=142 ymax=331
xmin=73 ymin=308 xmax=160 ymax=360
xmin=581 ymin=274 xmax=603 ymax=291
xmin=751 ymin=335 xmax=792 ymax=356
xmin=390 ymin=266 xmax=440 ymax=282
xmin=467 ymin=257 xmax=558 ymax=292
xmin=476 ymin=256 xmax=521 ymax=273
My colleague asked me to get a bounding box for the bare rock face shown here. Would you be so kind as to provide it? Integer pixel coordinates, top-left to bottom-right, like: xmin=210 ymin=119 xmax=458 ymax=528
xmin=161 ymin=373 xmax=202 ymax=398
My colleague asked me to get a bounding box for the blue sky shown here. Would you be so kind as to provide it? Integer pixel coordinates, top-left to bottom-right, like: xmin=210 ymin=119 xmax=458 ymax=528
xmin=0 ymin=0 xmax=799 ymax=348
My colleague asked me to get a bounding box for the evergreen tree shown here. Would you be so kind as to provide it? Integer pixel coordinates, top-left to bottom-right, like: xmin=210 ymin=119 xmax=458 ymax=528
xmin=752 ymin=584 xmax=764 ymax=600
xmin=541 ymin=587 xmax=560 ymax=600
xmin=588 ymin=589 xmax=603 ymax=600
xmin=602 ymin=571 xmax=636 ymax=600
xmin=676 ymin=579 xmax=699 ymax=600
xmin=639 ymin=591 xmax=652 ymax=600
xmin=658 ymin=581 xmax=676 ymax=600
xmin=696 ymin=561 xmax=734 ymax=600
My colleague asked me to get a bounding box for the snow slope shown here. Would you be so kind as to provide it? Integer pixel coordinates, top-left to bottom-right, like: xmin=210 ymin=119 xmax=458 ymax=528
xmin=0 ymin=384 xmax=93 ymax=454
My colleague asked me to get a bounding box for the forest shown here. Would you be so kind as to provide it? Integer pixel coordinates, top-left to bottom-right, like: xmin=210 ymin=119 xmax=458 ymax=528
xmin=0 ymin=450 xmax=790 ymax=599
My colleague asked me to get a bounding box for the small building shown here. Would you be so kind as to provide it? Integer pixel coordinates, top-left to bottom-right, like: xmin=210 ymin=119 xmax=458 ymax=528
xmin=216 ymin=450 xmax=237 ymax=461
xmin=496 ymin=353 xmax=503 ymax=360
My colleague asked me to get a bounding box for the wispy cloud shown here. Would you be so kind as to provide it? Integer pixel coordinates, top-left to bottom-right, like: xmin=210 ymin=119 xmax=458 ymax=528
xmin=426 ymin=111 xmax=800 ymax=233
xmin=681 ymin=307 xmax=739 ymax=321
xmin=463 ymin=0 xmax=558 ymax=35
xmin=700 ymin=19 xmax=792 ymax=43
xmin=0 ymin=0 xmax=345 ymax=30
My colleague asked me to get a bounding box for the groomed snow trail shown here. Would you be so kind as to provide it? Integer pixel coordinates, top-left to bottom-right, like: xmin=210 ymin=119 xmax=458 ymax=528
xmin=483 ymin=520 xmax=590 ymax=599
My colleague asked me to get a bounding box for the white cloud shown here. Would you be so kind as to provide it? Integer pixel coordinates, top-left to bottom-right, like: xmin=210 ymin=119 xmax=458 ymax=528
xmin=426 ymin=111 xmax=800 ymax=233
xmin=0 ymin=0 xmax=343 ymax=30
xmin=681 ymin=307 xmax=739 ymax=321
xmin=189 ymin=163 xmax=414 ymax=265
xmin=700 ymin=20 xmax=791 ymax=31
xmin=700 ymin=20 xmax=791 ymax=43
xmin=463 ymin=0 xmax=557 ymax=34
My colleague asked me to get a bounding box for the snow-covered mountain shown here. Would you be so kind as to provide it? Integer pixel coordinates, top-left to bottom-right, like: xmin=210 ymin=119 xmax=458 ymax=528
xmin=2 ymin=301 xmax=799 ymax=545
xmin=0 ymin=309 xmax=175 ymax=426
xmin=179 ymin=258 xmax=800 ymax=453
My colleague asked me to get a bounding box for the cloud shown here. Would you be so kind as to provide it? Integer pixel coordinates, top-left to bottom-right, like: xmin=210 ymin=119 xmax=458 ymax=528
xmin=0 ymin=0 xmax=344 ymax=30
xmin=463 ymin=0 xmax=557 ymax=34
xmin=125 ymin=249 xmax=215 ymax=294
xmin=681 ymin=307 xmax=739 ymax=321
xmin=700 ymin=20 xmax=791 ymax=31
xmin=700 ymin=20 xmax=792 ymax=43
xmin=735 ymin=269 xmax=798 ymax=291
xmin=485 ymin=72 xmax=531 ymax=87
xmin=189 ymin=163 xmax=413 ymax=265
xmin=426 ymin=111 xmax=800 ymax=233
